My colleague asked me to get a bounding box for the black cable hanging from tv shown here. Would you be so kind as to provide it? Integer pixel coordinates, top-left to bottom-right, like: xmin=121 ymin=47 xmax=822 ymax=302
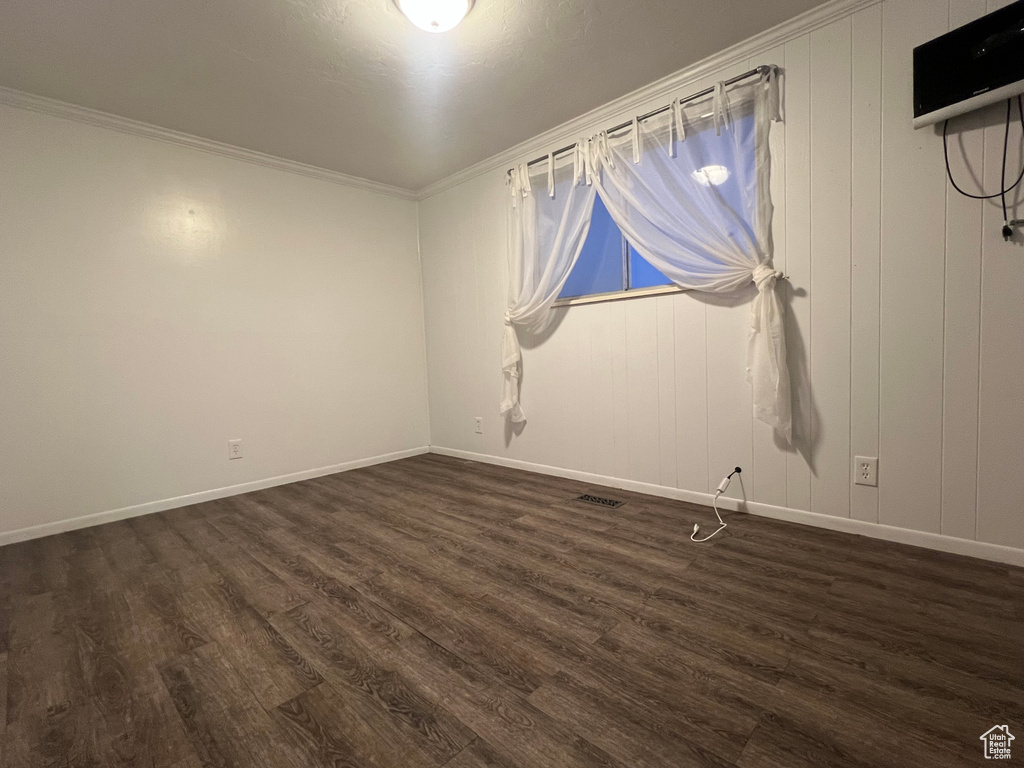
xmin=943 ymin=95 xmax=1024 ymax=241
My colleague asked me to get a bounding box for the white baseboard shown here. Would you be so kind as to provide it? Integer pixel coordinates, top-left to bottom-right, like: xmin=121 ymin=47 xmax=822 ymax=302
xmin=7 ymin=442 xmax=1021 ymax=567
xmin=0 ymin=446 xmax=430 ymax=547
xmin=429 ymin=446 xmax=1024 ymax=567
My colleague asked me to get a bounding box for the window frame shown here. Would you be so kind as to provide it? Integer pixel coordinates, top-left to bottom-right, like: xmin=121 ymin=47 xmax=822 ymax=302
xmin=553 ymin=282 xmax=685 ymax=307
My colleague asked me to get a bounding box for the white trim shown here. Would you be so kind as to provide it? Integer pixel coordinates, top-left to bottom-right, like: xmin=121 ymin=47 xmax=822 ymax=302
xmin=415 ymin=0 xmax=880 ymax=200
xmin=0 ymin=446 xmax=429 ymax=547
xmin=6 ymin=440 xmax=1019 ymax=566
xmin=429 ymin=446 xmax=1024 ymax=567
xmin=0 ymin=0 xmax=878 ymax=201
xmin=913 ymin=80 xmax=1024 ymax=129
xmin=553 ymin=284 xmax=686 ymax=308
xmin=0 ymin=86 xmax=419 ymax=202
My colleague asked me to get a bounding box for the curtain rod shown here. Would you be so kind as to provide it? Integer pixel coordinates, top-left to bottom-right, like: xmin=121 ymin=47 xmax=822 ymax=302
xmin=509 ymin=64 xmax=772 ymax=176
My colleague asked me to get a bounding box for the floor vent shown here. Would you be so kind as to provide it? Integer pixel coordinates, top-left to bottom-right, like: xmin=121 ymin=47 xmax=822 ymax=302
xmin=575 ymin=494 xmax=626 ymax=509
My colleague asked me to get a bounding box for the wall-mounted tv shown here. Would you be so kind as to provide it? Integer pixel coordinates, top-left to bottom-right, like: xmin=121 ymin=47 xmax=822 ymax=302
xmin=914 ymin=0 xmax=1024 ymax=128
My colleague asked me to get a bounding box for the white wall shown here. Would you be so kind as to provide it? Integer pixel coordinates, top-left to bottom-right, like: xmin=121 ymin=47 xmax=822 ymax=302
xmin=419 ymin=0 xmax=1024 ymax=560
xmin=0 ymin=102 xmax=430 ymax=541
xmin=2 ymin=0 xmax=1020 ymax=563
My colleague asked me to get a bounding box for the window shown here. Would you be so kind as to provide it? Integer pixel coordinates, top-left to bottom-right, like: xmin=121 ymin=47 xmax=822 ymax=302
xmin=556 ymin=110 xmax=757 ymax=306
xmin=556 ymin=195 xmax=674 ymax=303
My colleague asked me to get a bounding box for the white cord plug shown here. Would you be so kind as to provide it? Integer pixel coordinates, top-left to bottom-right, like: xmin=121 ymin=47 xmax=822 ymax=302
xmin=692 ymin=467 xmax=740 ymax=543
xmin=690 ymin=492 xmax=728 ymax=542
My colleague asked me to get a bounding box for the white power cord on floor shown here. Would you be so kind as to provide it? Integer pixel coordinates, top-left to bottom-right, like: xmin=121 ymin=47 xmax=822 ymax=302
xmin=691 ymin=467 xmax=740 ymax=543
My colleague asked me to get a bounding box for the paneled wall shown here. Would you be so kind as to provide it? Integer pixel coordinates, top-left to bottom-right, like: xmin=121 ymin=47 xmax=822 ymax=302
xmin=0 ymin=103 xmax=430 ymax=541
xmin=419 ymin=0 xmax=1024 ymax=556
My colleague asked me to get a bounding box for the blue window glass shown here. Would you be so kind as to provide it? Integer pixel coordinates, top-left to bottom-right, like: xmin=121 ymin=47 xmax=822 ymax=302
xmin=558 ymin=195 xmax=625 ymax=299
xmin=560 ymin=195 xmax=674 ymax=299
xmin=628 ymin=246 xmax=673 ymax=290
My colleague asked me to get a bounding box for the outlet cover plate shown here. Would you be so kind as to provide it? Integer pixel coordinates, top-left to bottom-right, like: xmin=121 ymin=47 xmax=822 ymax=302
xmin=854 ymin=456 xmax=877 ymax=487
xmin=228 ymin=439 xmax=243 ymax=460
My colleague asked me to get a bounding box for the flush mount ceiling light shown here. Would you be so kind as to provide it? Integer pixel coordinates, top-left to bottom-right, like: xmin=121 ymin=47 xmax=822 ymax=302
xmin=394 ymin=0 xmax=475 ymax=33
xmin=692 ymin=165 xmax=730 ymax=186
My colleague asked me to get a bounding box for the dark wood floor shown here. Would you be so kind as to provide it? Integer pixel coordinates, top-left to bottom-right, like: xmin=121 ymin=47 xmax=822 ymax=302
xmin=1 ymin=454 xmax=1022 ymax=768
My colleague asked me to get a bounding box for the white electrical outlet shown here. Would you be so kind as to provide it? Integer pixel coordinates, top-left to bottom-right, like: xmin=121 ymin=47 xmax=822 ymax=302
xmin=228 ymin=439 xmax=243 ymax=460
xmin=474 ymin=417 xmax=484 ymax=435
xmin=854 ymin=456 xmax=878 ymax=487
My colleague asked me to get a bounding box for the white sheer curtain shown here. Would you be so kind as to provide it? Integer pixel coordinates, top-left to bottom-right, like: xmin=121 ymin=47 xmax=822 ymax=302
xmin=503 ymin=69 xmax=790 ymax=442
xmin=501 ymin=152 xmax=596 ymax=422
xmin=591 ymin=73 xmax=790 ymax=441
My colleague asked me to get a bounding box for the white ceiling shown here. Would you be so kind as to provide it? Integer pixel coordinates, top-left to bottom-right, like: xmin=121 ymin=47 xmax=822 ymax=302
xmin=0 ymin=0 xmax=825 ymax=191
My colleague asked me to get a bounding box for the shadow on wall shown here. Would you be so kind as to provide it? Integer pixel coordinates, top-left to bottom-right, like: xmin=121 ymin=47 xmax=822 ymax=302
xmin=505 ymin=306 xmax=570 ymax=447
xmin=507 ymin=291 xmax=824 ymax=476
xmin=779 ymin=281 xmax=820 ymax=475
xmin=688 ymin=284 xmax=821 ymax=476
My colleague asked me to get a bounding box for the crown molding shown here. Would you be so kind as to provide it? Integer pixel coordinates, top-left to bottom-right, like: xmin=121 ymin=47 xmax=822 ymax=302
xmin=414 ymin=0 xmax=880 ymax=200
xmin=0 ymin=0 xmax=878 ymax=203
xmin=0 ymin=86 xmax=419 ymax=201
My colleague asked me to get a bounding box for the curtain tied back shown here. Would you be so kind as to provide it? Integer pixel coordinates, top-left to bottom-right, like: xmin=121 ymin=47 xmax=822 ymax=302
xmin=502 ymin=68 xmax=792 ymax=443
xmin=752 ymin=263 xmax=784 ymax=291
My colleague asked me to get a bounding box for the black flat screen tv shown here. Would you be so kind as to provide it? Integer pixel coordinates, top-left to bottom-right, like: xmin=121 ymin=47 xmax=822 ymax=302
xmin=914 ymin=0 xmax=1024 ymax=128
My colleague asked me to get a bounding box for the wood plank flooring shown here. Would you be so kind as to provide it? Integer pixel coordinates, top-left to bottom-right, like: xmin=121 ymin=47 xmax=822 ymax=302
xmin=1 ymin=453 xmax=1022 ymax=767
